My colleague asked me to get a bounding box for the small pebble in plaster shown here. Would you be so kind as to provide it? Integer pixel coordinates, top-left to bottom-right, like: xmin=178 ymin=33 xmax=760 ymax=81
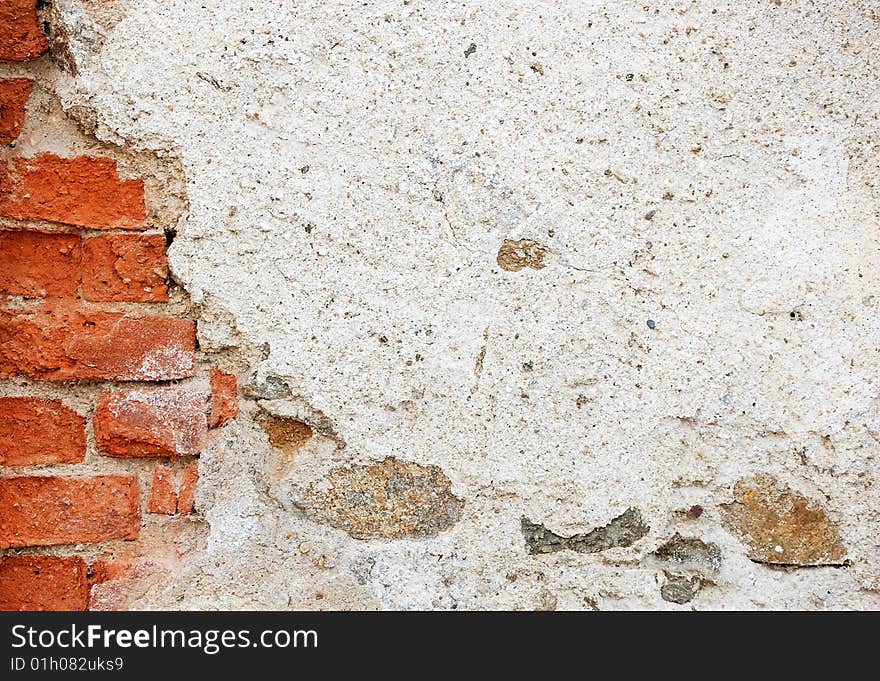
xmin=497 ymin=239 xmax=548 ymax=272
xmin=257 ymin=412 xmax=313 ymax=455
xmin=646 ymin=319 xmax=656 ymax=329
xmin=650 ymin=533 xmax=721 ymax=575
xmin=660 ymin=572 xmax=703 ymax=605
xmin=464 ymin=43 xmax=476 ymax=58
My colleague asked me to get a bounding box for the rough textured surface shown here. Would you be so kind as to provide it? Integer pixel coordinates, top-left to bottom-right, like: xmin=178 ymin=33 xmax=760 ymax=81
xmin=0 ymin=154 xmax=145 ymax=230
xmin=522 ymin=508 xmax=649 ymax=555
xmin=0 ymin=556 xmax=89 ymax=611
xmin=0 ymin=229 xmax=82 ymax=298
xmin=94 ymin=385 xmax=210 ymax=458
xmin=147 ymin=466 xmax=179 ymax=515
xmin=0 ymin=0 xmax=47 ymax=61
xmin=302 ymin=457 xmax=464 ymax=540
xmin=496 ymin=239 xmax=549 ymax=272
xmin=81 ymin=234 xmax=169 ymax=302
xmin=0 ymin=397 xmax=86 ymax=466
xmin=660 ymin=573 xmax=703 ymax=606
xmin=651 ymin=533 xmax=722 ymax=575
xmin=257 ymin=412 xmax=313 ymax=455
xmin=0 ymin=475 xmax=139 ymax=548
xmin=0 ymin=306 xmax=196 ymax=381
xmin=31 ymin=0 xmax=880 ymax=609
xmin=721 ymin=475 xmax=847 ymax=567
xmin=209 ymin=368 xmax=239 ymax=428
xmin=0 ymin=78 xmax=33 ymax=144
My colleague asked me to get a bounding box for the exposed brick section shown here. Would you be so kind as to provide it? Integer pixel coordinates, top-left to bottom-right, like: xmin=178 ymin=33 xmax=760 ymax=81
xmin=0 ymin=154 xmax=146 ymax=230
xmin=0 ymin=29 xmax=219 ymax=609
xmin=0 ymin=475 xmax=139 ymax=548
xmin=82 ymin=233 xmax=169 ymax=302
xmin=0 ymin=0 xmax=48 ymax=62
xmin=0 ymin=556 xmax=89 ymax=611
xmin=147 ymin=466 xmax=178 ymax=514
xmin=0 ymin=397 xmax=85 ymax=466
xmin=94 ymin=385 xmax=209 ymax=458
xmin=0 ymin=306 xmax=196 ymax=381
xmin=0 ymin=78 xmax=33 ymax=144
xmin=209 ymin=367 xmax=238 ymax=427
xmin=0 ymin=229 xmax=81 ymax=298
xmin=178 ymin=462 xmax=199 ymax=514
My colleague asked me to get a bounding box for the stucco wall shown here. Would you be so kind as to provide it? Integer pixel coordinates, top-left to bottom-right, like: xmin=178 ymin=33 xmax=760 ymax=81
xmin=9 ymin=0 xmax=880 ymax=609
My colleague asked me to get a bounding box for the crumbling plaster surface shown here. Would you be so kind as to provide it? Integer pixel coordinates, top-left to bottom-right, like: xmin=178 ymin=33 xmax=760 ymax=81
xmin=53 ymin=0 xmax=879 ymax=609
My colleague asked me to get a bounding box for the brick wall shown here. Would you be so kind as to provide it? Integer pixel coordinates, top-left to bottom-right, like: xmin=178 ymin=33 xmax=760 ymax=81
xmin=0 ymin=1 xmax=237 ymax=611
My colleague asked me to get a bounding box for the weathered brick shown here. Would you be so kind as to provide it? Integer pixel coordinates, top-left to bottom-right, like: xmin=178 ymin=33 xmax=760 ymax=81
xmin=0 ymin=306 xmax=196 ymax=381
xmin=0 ymin=78 xmax=33 ymax=144
xmin=94 ymin=385 xmax=209 ymax=458
xmin=82 ymin=234 xmax=168 ymax=302
xmin=0 ymin=475 xmax=139 ymax=548
xmin=0 ymin=556 xmax=88 ymax=611
xmin=0 ymin=154 xmax=145 ymax=230
xmin=0 ymin=397 xmax=85 ymax=466
xmin=0 ymin=228 xmax=82 ymax=298
xmin=209 ymin=367 xmax=238 ymax=427
xmin=178 ymin=461 xmax=198 ymax=514
xmin=146 ymin=465 xmax=178 ymax=514
xmin=0 ymin=0 xmax=48 ymax=62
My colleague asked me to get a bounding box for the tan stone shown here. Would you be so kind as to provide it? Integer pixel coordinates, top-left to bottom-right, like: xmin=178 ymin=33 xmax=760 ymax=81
xmin=257 ymin=413 xmax=313 ymax=455
xmin=721 ymin=475 xmax=846 ymax=566
xmin=496 ymin=239 xmax=548 ymax=272
xmin=303 ymin=457 xmax=464 ymax=539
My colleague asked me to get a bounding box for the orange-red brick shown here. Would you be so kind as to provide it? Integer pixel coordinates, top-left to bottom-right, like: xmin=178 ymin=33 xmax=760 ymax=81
xmin=0 ymin=228 xmax=81 ymax=298
xmin=147 ymin=465 xmax=178 ymax=514
xmin=0 ymin=0 xmax=48 ymax=62
xmin=82 ymin=233 xmax=168 ymax=302
xmin=0 ymin=78 xmax=33 ymax=144
xmin=0 ymin=397 xmax=85 ymax=466
xmin=94 ymin=385 xmax=209 ymax=458
xmin=0 ymin=556 xmax=89 ymax=611
xmin=0 ymin=475 xmax=139 ymax=548
xmin=0 ymin=306 xmax=196 ymax=381
xmin=0 ymin=153 xmax=146 ymax=230
xmin=178 ymin=462 xmax=199 ymax=514
xmin=209 ymin=367 xmax=238 ymax=427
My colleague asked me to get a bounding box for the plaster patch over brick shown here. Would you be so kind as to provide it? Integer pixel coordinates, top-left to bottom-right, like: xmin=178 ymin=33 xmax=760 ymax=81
xmin=26 ymin=0 xmax=880 ymax=610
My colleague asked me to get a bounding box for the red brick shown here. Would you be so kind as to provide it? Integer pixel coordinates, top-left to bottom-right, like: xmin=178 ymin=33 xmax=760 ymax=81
xmin=0 ymin=78 xmax=33 ymax=144
xmin=94 ymin=385 xmax=209 ymax=458
xmin=82 ymin=233 xmax=168 ymax=302
xmin=0 ymin=475 xmax=139 ymax=548
xmin=209 ymin=367 xmax=238 ymax=427
xmin=146 ymin=465 xmax=178 ymax=514
xmin=88 ymin=558 xmax=131 ymax=586
xmin=178 ymin=461 xmax=199 ymax=514
xmin=0 ymin=153 xmax=145 ymax=230
xmin=0 ymin=0 xmax=48 ymax=62
xmin=0 ymin=228 xmax=82 ymax=298
xmin=0 ymin=556 xmax=88 ymax=611
xmin=0 ymin=397 xmax=85 ymax=466
xmin=0 ymin=305 xmax=196 ymax=381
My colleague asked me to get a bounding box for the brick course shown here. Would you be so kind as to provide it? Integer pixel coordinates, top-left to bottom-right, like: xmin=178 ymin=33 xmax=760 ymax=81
xmin=0 ymin=5 xmax=236 ymax=611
